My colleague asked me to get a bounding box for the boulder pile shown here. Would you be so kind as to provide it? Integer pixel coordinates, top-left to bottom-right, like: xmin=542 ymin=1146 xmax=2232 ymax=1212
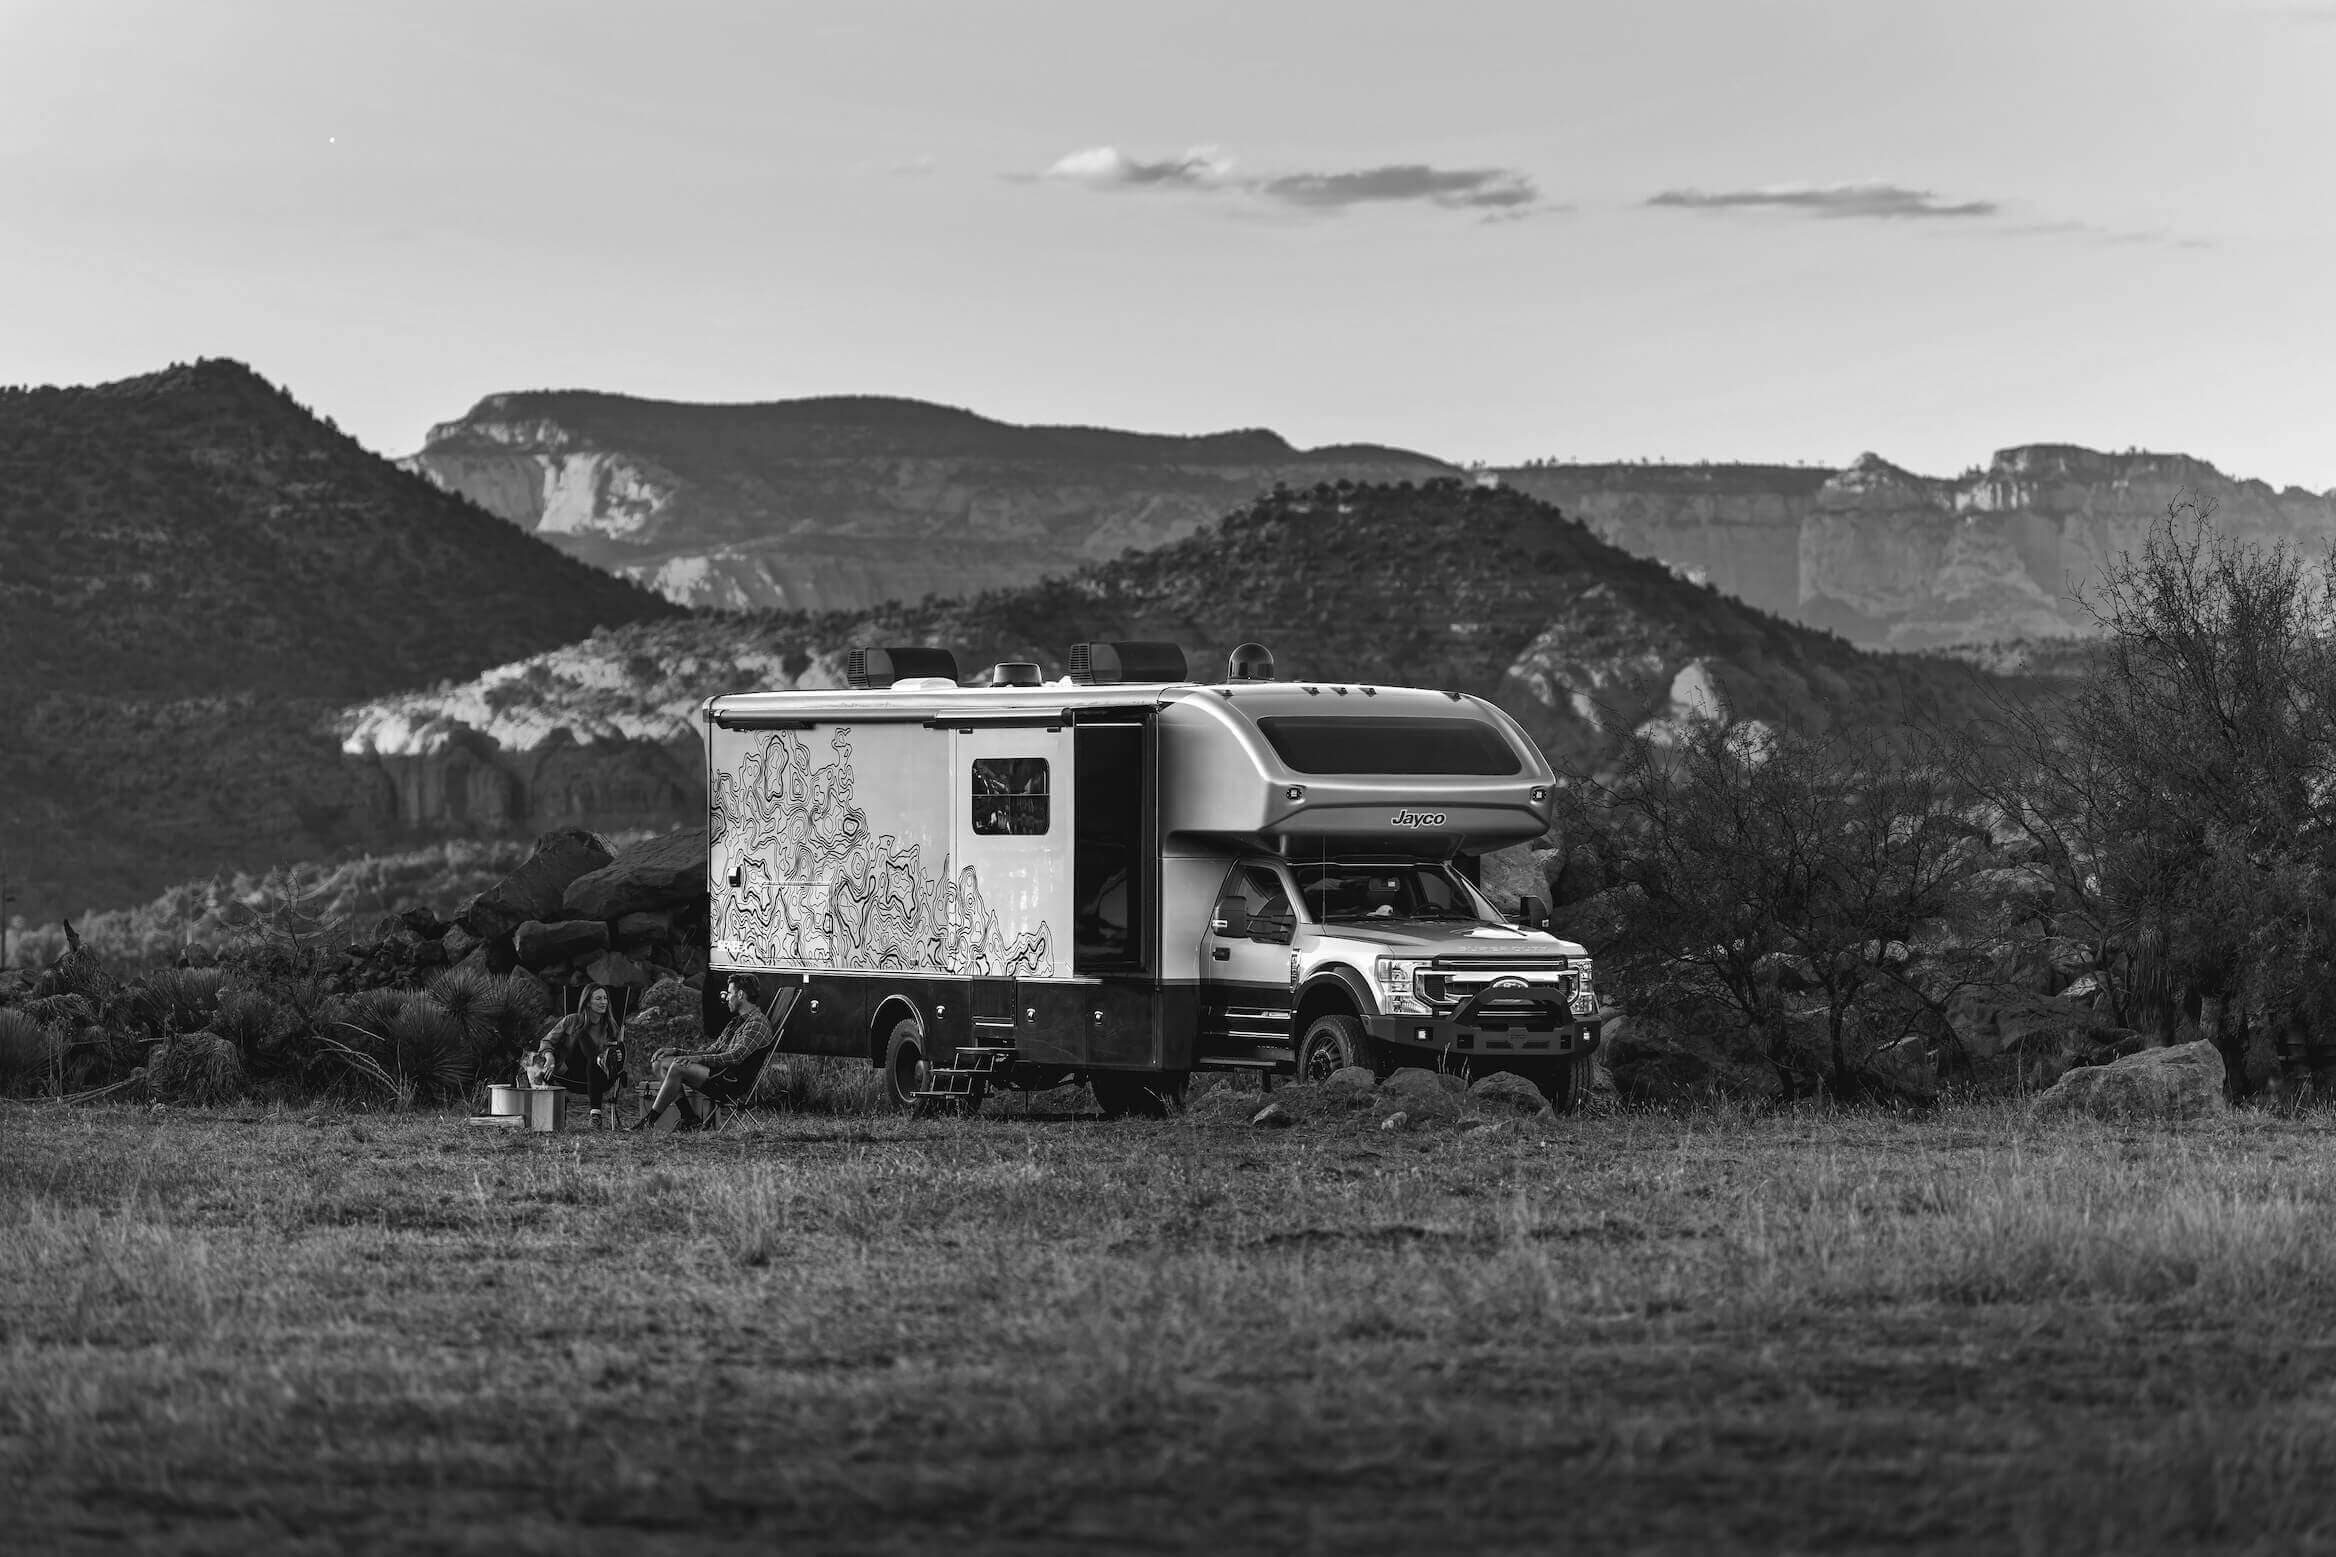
xmin=452 ymin=828 xmax=710 ymax=993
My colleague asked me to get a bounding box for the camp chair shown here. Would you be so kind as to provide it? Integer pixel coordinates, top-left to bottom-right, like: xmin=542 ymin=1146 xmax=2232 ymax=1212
xmin=687 ymin=985 xmax=800 ymax=1131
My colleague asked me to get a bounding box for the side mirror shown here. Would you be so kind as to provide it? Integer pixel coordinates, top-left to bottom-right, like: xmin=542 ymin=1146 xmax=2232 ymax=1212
xmin=1517 ymin=896 xmax=1548 ymax=929
xmin=1211 ymin=896 xmax=1249 ymax=937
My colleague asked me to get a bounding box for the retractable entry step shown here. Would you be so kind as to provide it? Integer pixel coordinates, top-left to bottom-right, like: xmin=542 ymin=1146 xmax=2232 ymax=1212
xmin=914 ymin=1043 xmax=1016 ymax=1110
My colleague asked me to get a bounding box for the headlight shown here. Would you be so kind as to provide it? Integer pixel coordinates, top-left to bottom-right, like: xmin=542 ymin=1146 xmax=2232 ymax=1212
xmin=1374 ymin=957 xmax=1424 ymax=994
xmin=1571 ymin=963 xmax=1597 ymax=1017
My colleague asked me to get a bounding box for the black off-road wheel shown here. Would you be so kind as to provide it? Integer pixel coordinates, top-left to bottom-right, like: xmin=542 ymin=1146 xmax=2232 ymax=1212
xmin=1513 ymin=1055 xmax=1585 ymax=1114
xmin=1090 ymin=1069 xmax=1188 ymax=1120
xmin=882 ymin=1020 xmax=929 ymax=1111
xmin=1295 ymin=1013 xmax=1378 ymax=1084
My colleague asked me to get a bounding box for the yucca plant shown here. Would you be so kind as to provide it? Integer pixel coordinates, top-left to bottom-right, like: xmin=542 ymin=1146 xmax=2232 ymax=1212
xmin=211 ymin=988 xmax=300 ymax=1073
xmin=324 ymin=989 xmax=470 ymax=1104
xmin=150 ymin=1031 xmax=245 ymax=1106
xmin=0 ymin=1008 xmax=59 ymax=1097
xmin=126 ymin=968 xmax=228 ymax=1037
xmin=428 ymin=964 xmax=513 ymax=1080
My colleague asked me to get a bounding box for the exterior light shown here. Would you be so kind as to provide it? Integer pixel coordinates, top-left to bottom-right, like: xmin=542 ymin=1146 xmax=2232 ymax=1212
xmin=1285 ymin=785 xmax=1305 ymax=801
xmin=1531 ymin=786 xmax=1548 ymax=803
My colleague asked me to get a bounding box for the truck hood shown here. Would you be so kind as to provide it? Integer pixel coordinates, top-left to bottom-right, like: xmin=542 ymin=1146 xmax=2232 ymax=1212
xmin=1304 ymin=920 xmax=1588 ymax=959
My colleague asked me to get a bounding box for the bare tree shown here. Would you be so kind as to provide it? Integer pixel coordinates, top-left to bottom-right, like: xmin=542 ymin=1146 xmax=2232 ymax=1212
xmin=1563 ymin=713 xmax=1979 ymax=1100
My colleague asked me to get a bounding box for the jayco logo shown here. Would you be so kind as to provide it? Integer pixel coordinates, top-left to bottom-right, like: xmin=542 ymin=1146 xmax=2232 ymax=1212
xmin=1389 ymin=809 xmax=1447 ymax=828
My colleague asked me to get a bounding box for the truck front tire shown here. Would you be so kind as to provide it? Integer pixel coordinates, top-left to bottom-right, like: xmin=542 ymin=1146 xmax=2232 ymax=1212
xmin=1514 ymin=1055 xmax=1585 ymax=1114
xmin=1296 ymin=1013 xmax=1377 ymax=1084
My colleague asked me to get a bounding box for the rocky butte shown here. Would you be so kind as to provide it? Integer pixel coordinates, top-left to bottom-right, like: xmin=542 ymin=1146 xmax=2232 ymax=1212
xmin=400 ymin=391 xmax=1454 ymax=611
xmin=1496 ymin=447 xmax=2336 ymax=649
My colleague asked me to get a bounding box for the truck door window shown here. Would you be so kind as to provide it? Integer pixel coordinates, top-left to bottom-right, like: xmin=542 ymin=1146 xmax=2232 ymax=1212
xmin=971 ymin=757 xmax=1050 ymax=835
xmin=1224 ymin=864 xmax=1296 ymax=945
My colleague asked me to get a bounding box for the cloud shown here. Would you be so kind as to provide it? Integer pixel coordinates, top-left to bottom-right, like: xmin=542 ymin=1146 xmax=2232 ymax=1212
xmin=1026 ymin=147 xmax=1546 ymax=220
xmin=1041 ymin=145 xmax=1233 ymax=191
xmin=1255 ymin=164 xmax=1540 ymax=212
xmin=1646 ymin=181 xmax=1999 ymax=220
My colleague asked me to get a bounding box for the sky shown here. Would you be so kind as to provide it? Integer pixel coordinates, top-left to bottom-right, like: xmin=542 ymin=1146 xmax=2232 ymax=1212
xmin=2 ymin=0 xmax=2331 ymax=488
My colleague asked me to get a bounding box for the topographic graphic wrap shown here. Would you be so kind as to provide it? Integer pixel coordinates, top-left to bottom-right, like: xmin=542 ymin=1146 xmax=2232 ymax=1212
xmin=710 ymin=727 xmax=1053 ymax=976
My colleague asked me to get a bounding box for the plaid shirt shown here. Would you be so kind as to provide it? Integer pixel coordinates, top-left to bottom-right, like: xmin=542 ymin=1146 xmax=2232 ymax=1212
xmin=694 ymin=1005 xmax=772 ymax=1071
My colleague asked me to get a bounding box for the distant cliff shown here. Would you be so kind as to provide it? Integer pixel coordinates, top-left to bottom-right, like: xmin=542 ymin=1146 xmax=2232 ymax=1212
xmin=402 ymin=392 xmax=1456 ymax=610
xmin=336 ymin=482 xmax=2021 ymax=833
xmin=1497 ymin=447 xmax=2336 ymax=649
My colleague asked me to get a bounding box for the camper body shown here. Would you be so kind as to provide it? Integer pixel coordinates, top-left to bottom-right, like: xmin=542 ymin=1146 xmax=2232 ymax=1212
xmin=701 ymin=657 xmax=1600 ymax=1113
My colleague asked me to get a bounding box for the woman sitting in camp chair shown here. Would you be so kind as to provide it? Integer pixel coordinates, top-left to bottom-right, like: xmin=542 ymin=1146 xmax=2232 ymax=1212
xmin=633 ymin=973 xmax=788 ymax=1131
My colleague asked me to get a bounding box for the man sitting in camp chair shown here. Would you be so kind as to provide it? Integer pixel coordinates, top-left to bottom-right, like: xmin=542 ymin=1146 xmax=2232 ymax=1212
xmin=633 ymin=974 xmax=789 ymax=1132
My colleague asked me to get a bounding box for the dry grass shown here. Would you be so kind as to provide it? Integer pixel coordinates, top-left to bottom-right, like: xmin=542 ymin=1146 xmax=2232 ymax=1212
xmin=7 ymin=1098 xmax=2336 ymax=1553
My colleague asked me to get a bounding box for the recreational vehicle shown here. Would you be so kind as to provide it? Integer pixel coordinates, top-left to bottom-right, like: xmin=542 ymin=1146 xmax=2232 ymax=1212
xmin=701 ymin=642 xmax=1602 ymax=1116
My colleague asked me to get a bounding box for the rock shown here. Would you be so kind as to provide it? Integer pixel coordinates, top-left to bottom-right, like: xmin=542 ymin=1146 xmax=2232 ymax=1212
xmin=1380 ymin=1067 xmax=1465 ymax=1119
xmin=613 ymin=909 xmax=680 ymax=946
xmin=1465 ymin=1119 xmax=1517 ymax=1140
xmin=462 ymin=829 xmax=616 ymax=941
xmin=583 ymin=950 xmax=649 ymax=989
xmin=562 ymin=829 xmax=707 ymax=922
xmin=2030 ymin=1038 xmax=2228 ymax=1122
xmin=441 ymin=924 xmax=480 ymax=962
xmin=1468 ymin=1071 xmax=1555 ymax=1118
xmin=397 ymin=905 xmax=448 ymax=941
xmin=513 ymin=918 xmax=612 ymax=971
xmin=1249 ymin=1101 xmax=1293 ymax=1128
xmin=624 ymin=976 xmax=701 ymax=1054
xmin=1321 ymin=1065 xmax=1378 ymax=1101
xmin=1380 ymin=1111 xmax=1409 ymax=1132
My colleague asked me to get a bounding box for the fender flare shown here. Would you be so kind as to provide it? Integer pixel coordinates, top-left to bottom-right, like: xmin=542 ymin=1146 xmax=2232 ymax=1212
xmin=1294 ymin=964 xmax=1378 ymax=1035
xmin=869 ymin=993 xmax=924 ymax=1066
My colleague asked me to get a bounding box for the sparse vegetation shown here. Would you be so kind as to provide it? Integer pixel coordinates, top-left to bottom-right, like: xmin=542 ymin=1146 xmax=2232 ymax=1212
xmin=8 ymin=1102 xmax=2336 ymax=1551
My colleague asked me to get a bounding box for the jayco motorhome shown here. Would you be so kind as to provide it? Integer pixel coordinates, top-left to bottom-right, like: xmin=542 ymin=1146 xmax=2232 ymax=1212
xmin=701 ymin=642 xmax=1601 ymax=1116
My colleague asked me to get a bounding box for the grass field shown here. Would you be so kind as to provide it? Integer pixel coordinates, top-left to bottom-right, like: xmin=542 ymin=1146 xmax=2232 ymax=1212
xmin=8 ymin=1090 xmax=2336 ymax=1554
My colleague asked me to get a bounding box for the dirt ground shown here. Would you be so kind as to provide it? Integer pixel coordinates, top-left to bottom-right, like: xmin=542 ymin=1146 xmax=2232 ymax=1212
xmin=8 ymin=1094 xmax=2336 ymax=1554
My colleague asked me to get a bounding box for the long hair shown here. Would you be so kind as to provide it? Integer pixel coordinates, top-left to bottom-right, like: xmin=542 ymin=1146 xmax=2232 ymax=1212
xmin=575 ymin=984 xmax=624 ymax=1043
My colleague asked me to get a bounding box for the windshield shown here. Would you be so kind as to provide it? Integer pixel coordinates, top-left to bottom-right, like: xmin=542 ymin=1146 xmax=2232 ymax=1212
xmin=1292 ymin=860 xmax=1499 ymax=924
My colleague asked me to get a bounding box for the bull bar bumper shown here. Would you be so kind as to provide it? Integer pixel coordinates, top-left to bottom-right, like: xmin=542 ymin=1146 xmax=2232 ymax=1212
xmin=1363 ymin=983 xmax=1603 ymax=1061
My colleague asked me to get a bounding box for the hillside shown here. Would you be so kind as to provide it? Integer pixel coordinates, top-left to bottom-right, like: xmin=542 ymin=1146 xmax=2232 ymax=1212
xmin=401 ymin=391 xmax=1455 ymax=610
xmin=1498 ymin=447 xmax=2336 ymax=648
xmin=339 ymin=480 xmax=2021 ymax=833
xmin=0 ymin=360 xmax=684 ymax=921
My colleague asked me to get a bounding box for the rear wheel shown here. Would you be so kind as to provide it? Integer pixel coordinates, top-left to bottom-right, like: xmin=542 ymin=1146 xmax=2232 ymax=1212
xmin=1296 ymin=1013 xmax=1378 ymax=1084
xmin=882 ymin=1020 xmax=928 ymax=1111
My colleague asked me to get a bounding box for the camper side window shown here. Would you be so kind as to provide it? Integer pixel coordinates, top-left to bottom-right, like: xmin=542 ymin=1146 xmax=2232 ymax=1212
xmin=971 ymin=757 xmax=1050 ymax=835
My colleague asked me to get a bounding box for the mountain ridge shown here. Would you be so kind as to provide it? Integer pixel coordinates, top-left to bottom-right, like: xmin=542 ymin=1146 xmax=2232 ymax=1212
xmin=0 ymin=359 xmax=684 ymax=920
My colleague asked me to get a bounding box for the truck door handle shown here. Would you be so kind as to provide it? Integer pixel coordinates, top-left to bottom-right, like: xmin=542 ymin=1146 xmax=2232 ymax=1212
xmin=1211 ymin=946 xmax=1230 ymax=961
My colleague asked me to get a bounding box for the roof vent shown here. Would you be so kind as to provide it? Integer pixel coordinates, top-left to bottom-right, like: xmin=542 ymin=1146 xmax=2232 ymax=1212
xmin=1226 ymin=642 xmax=1276 ymax=682
xmin=1068 ymin=641 xmax=1188 ymax=685
xmin=988 ymin=661 xmax=1045 ymax=687
xmin=846 ymin=646 xmax=959 ymax=689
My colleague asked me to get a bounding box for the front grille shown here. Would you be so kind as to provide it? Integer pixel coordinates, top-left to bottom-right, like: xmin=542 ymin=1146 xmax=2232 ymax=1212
xmin=1418 ymin=965 xmax=1575 ymax=1010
